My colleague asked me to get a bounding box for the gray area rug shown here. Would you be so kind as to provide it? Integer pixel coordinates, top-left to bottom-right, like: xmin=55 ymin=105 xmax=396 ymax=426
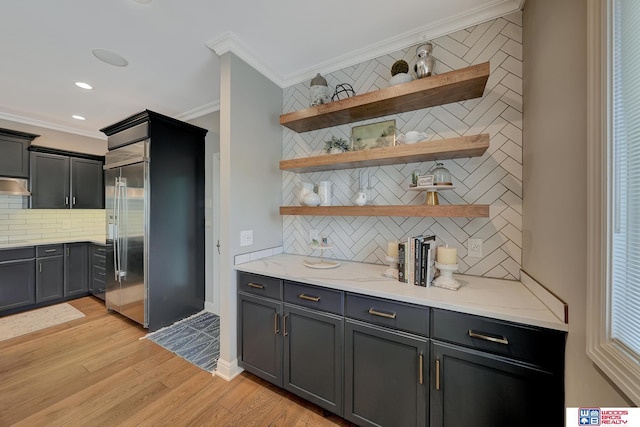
xmin=145 ymin=311 xmax=220 ymax=373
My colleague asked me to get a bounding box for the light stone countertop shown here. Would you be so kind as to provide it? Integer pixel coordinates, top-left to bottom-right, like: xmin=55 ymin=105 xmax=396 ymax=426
xmin=235 ymin=253 xmax=568 ymax=332
xmin=0 ymin=236 xmax=107 ymax=250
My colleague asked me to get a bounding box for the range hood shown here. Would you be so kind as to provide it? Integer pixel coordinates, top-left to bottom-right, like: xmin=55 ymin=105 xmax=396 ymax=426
xmin=0 ymin=178 xmax=31 ymax=196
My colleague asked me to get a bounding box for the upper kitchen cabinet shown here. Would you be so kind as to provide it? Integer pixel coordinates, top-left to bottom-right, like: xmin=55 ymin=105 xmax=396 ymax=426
xmin=0 ymin=128 xmax=39 ymax=179
xmin=29 ymin=147 xmax=104 ymax=209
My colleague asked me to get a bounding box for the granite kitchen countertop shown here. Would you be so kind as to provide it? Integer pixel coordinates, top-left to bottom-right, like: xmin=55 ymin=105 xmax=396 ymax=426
xmin=235 ymin=253 xmax=568 ymax=332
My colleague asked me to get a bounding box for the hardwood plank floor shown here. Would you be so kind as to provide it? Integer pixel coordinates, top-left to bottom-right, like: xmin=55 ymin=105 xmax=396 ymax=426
xmin=0 ymin=297 xmax=356 ymax=427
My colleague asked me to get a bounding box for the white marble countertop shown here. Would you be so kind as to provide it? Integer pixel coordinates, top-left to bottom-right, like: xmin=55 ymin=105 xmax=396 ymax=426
xmin=0 ymin=236 xmax=107 ymax=250
xmin=235 ymin=253 xmax=568 ymax=332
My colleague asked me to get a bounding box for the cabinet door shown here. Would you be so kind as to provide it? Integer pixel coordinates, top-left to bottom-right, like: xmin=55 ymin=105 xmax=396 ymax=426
xmin=0 ymin=259 xmax=35 ymax=311
xmin=64 ymin=243 xmax=88 ymax=297
xmin=36 ymin=256 xmax=64 ymax=303
xmin=71 ymin=158 xmax=104 ymax=209
xmin=345 ymin=319 xmax=428 ymax=427
xmin=30 ymin=152 xmax=69 ymax=209
xmin=283 ymin=304 xmax=343 ymax=416
xmin=238 ymin=292 xmax=283 ymax=386
xmin=430 ymin=340 xmax=562 ymax=427
xmin=0 ymin=135 xmax=30 ymax=178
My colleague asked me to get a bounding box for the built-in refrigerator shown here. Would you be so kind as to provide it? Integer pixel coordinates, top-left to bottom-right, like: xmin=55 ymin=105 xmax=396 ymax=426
xmin=101 ymin=110 xmax=207 ymax=331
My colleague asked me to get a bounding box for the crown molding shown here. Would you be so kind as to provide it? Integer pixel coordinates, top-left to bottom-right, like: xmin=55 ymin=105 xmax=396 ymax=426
xmin=206 ymin=1 xmax=522 ymax=90
xmin=206 ymin=32 xmax=285 ymax=87
xmin=175 ymin=100 xmax=220 ymax=121
xmin=0 ymin=111 xmax=105 ymax=140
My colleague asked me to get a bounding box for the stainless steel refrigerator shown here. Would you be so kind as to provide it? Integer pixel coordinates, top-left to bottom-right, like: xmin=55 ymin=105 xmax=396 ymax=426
xmin=104 ymin=141 xmax=149 ymax=326
xmin=101 ymin=110 xmax=207 ymax=331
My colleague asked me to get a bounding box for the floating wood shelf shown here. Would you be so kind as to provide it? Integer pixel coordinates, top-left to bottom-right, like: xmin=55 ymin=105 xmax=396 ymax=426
xmin=280 ymin=62 xmax=490 ymax=133
xmin=280 ymin=205 xmax=490 ymax=218
xmin=280 ymin=134 xmax=489 ymax=173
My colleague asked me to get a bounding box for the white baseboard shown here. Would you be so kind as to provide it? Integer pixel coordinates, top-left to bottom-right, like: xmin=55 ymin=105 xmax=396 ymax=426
xmin=214 ymin=358 xmax=243 ymax=381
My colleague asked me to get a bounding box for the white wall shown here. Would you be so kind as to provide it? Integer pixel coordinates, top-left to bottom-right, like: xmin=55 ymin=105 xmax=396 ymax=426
xmin=522 ymin=0 xmax=631 ymax=406
xmin=187 ymin=112 xmax=220 ymax=312
xmin=216 ymin=52 xmax=283 ymax=379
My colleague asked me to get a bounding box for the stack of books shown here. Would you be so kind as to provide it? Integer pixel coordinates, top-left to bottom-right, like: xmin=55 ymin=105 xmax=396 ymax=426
xmin=397 ymin=234 xmax=436 ymax=287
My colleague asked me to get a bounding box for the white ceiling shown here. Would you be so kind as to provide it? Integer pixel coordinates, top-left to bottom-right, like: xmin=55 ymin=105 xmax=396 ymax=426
xmin=0 ymin=0 xmax=522 ymax=140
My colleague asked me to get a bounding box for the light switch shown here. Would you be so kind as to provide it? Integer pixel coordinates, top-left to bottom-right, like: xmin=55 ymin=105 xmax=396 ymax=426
xmin=240 ymin=230 xmax=253 ymax=247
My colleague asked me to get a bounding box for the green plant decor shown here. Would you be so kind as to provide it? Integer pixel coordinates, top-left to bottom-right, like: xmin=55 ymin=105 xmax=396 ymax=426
xmin=324 ymin=136 xmax=350 ymax=153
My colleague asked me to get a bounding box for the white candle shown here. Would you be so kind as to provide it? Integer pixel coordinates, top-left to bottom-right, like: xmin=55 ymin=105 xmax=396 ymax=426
xmin=387 ymin=241 xmax=399 ymax=258
xmin=437 ymin=245 xmax=457 ymax=264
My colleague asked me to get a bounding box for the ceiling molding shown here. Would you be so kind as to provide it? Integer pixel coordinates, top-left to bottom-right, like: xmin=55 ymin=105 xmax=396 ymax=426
xmin=175 ymin=100 xmax=220 ymax=121
xmin=206 ymin=32 xmax=285 ymax=87
xmin=281 ymin=0 xmax=523 ymax=86
xmin=0 ymin=111 xmax=106 ymax=140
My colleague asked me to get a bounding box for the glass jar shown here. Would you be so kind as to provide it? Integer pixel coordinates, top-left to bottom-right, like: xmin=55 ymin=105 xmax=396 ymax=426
xmin=414 ymin=43 xmax=435 ymax=78
xmin=429 ymin=162 xmax=452 ymax=185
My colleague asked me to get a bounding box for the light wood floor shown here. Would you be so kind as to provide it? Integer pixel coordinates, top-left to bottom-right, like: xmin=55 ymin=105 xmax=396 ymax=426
xmin=0 ymin=297 xmax=356 ymax=427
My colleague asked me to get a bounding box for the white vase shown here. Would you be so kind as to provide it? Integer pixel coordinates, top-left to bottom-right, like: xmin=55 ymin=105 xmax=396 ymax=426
xmin=298 ymin=182 xmax=314 ymax=205
xmin=318 ymin=181 xmax=332 ymax=206
xmin=303 ymin=192 xmax=321 ymax=206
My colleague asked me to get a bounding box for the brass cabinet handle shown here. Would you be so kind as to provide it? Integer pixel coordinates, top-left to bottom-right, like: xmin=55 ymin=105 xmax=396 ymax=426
xmin=66 ymin=247 xmax=70 ymax=256
xmin=247 ymin=282 xmax=264 ymax=289
xmin=283 ymin=314 xmax=288 ymax=337
xmin=72 ymin=196 xmax=76 ymax=206
xmin=44 ymin=249 xmax=57 ymax=253
xmin=368 ymin=308 xmax=397 ymax=319
xmin=65 ymin=196 xmax=69 ymax=206
xmin=419 ymin=353 xmax=424 ymax=385
xmin=274 ymin=313 xmax=279 ymax=335
xmin=435 ymin=358 xmax=440 ymax=390
xmin=39 ymin=263 xmax=42 ymax=273
xmin=298 ymin=293 xmax=320 ymax=302
xmin=468 ymin=329 xmax=509 ymax=345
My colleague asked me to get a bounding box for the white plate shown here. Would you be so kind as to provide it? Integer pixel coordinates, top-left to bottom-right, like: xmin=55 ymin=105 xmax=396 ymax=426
xmin=408 ymin=185 xmax=456 ymax=191
xmin=303 ymin=259 xmax=341 ymax=269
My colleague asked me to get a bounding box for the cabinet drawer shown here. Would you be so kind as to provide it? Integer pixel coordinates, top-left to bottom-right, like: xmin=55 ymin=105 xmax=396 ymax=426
xmin=346 ymin=293 xmax=429 ymax=336
xmin=284 ymin=281 xmax=343 ymax=315
xmin=0 ymin=247 xmax=35 ymax=262
xmin=36 ymin=244 xmax=64 ymax=258
xmin=92 ymin=252 xmax=106 ymax=267
xmin=431 ymin=308 xmax=566 ymax=370
xmin=93 ymin=265 xmax=107 ymax=281
xmin=238 ymin=272 xmax=282 ymax=300
xmin=93 ymin=245 xmax=107 ymax=255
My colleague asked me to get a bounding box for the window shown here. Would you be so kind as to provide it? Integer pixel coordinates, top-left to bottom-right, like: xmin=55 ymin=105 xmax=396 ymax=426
xmin=587 ymin=0 xmax=640 ymax=405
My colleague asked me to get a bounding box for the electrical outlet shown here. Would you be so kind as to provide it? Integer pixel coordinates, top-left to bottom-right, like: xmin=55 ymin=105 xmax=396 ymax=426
xmin=240 ymin=230 xmax=253 ymax=247
xmin=468 ymin=238 xmax=483 ymax=258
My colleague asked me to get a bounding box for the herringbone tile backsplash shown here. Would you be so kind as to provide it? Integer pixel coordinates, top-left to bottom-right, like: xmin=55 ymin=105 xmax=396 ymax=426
xmin=282 ymin=12 xmax=522 ymax=279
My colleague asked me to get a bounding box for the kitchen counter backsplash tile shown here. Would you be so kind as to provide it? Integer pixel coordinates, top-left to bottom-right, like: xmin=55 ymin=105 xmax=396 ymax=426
xmin=0 ymin=208 xmax=106 ymax=245
xmin=281 ymin=12 xmax=523 ymax=280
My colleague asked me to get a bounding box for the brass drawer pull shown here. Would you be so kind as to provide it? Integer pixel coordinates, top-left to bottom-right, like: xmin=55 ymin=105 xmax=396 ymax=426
xmin=435 ymin=358 xmax=440 ymax=390
xmin=247 ymin=282 xmax=265 ymax=289
xmin=468 ymin=329 xmax=509 ymax=345
xmin=419 ymin=353 xmax=424 ymax=385
xmin=274 ymin=313 xmax=279 ymax=335
xmin=283 ymin=314 xmax=289 ymax=337
xmin=368 ymin=308 xmax=397 ymax=319
xmin=44 ymin=249 xmax=57 ymax=253
xmin=298 ymin=293 xmax=320 ymax=302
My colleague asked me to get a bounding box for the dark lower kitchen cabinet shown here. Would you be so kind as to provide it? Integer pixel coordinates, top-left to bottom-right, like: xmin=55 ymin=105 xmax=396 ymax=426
xmin=36 ymin=245 xmax=64 ymax=303
xmin=430 ymin=308 xmax=566 ymax=427
xmin=283 ymin=304 xmax=343 ymax=416
xmin=89 ymin=243 xmax=107 ymax=300
xmin=345 ymin=319 xmax=428 ymax=427
xmin=0 ymin=247 xmax=36 ymax=312
xmin=64 ymin=243 xmax=88 ymax=297
xmin=238 ymin=291 xmax=283 ymax=385
xmin=30 ymin=148 xmax=104 ymax=209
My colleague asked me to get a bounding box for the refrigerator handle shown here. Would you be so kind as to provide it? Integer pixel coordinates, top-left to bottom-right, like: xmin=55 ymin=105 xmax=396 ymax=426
xmin=113 ymin=176 xmax=121 ymax=281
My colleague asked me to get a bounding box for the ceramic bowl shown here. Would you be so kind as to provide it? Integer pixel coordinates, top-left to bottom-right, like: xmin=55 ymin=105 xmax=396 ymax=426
xmin=389 ymin=73 xmax=413 ymax=86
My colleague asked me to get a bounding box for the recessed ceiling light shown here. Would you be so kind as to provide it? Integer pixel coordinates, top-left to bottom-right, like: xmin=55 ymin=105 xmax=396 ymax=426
xmin=75 ymin=82 xmax=93 ymax=90
xmin=92 ymin=49 xmax=128 ymax=67
xmin=72 ymin=115 xmax=86 ymax=121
